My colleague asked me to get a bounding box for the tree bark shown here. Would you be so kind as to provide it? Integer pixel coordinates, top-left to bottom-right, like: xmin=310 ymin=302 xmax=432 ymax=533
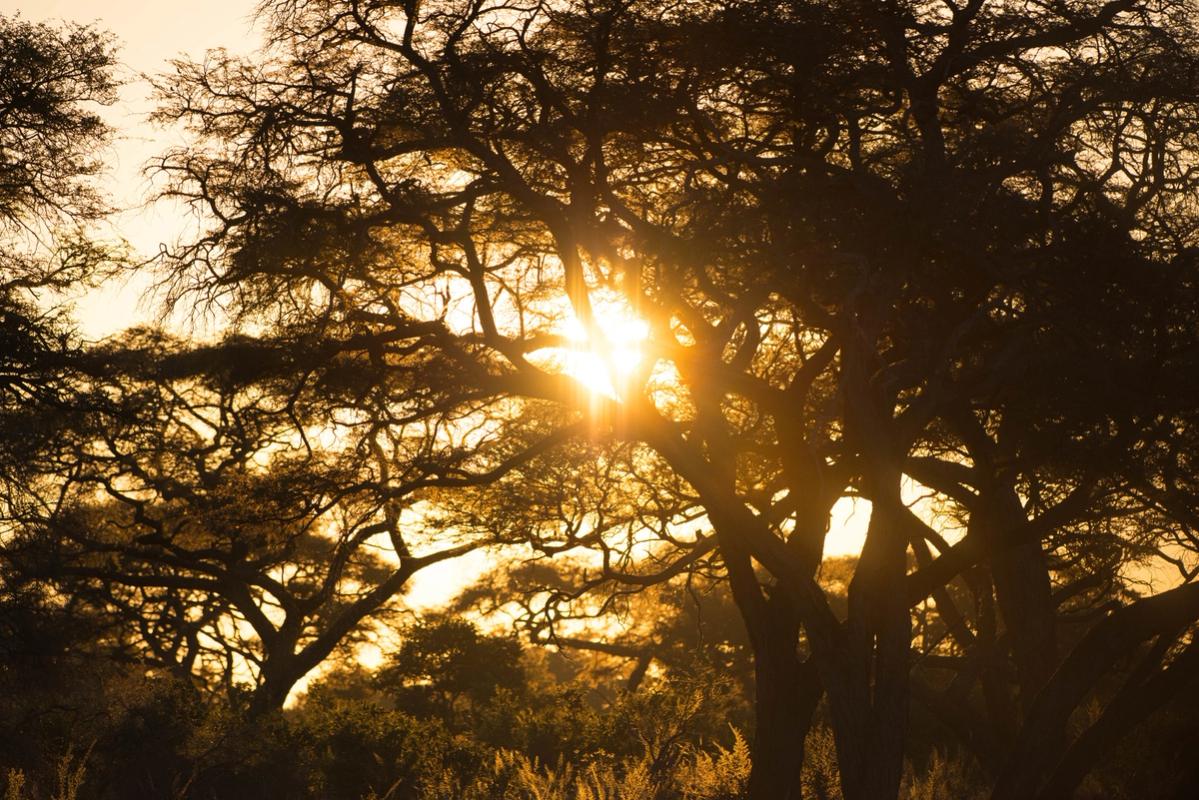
xmin=249 ymin=656 xmax=302 ymax=716
xmin=747 ymin=599 xmax=823 ymax=800
xmin=719 ymin=533 xmax=818 ymax=800
xmin=834 ymin=499 xmax=911 ymax=800
xmin=993 ymin=581 xmax=1199 ymax=800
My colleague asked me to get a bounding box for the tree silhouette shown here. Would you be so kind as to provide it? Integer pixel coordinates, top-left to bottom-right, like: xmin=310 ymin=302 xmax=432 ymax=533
xmin=14 ymin=0 xmax=1192 ymax=796
xmin=0 ymin=13 xmax=119 ymax=493
xmin=376 ymin=616 xmax=525 ymax=725
xmin=4 ymin=327 xmax=511 ymax=713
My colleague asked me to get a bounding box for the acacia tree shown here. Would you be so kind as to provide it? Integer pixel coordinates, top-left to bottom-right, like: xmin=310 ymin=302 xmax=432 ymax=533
xmin=146 ymin=0 xmax=1199 ymax=796
xmin=0 ymin=12 xmax=123 ymax=700
xmin=0 ymin=13 xmax=119 ymax=491
xmin=3 ymin=321 xmax=572 ymax=713
xmin=0 ymin=14 xmax=116 ymax=232
xmin=0 ymin=12 xmax=562 ymax=710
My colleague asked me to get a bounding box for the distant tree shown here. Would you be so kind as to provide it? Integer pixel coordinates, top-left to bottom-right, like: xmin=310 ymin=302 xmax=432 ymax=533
xmin=377 ymin=616 xmax=525 ymax=725
xmin=139 ymin=0 xmax=1199 ymax=797
xmin=447 ymin=554 xmax=752 ymax=699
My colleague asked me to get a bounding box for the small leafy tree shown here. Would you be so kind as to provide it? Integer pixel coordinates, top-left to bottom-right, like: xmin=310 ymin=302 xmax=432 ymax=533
xmin=378 ymin=617 xmax=525 ymax=725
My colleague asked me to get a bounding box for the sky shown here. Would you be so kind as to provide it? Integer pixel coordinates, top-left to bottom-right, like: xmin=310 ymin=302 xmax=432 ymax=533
xmin=2 ymin=0 xmax=261 ymax=336
xmin=3 ymin=0 xmax=492 ymax=602
xmin=1 ymin=1 xmax=877 ymax=569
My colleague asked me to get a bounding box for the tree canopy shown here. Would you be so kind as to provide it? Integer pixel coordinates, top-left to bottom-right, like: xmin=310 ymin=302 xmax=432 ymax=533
xmin=4 ymin=2 xmax=1199 ymax=799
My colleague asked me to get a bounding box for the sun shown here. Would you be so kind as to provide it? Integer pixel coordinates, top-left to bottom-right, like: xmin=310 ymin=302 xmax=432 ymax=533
xmin=557 ymin=296 xmax=650 ymax=400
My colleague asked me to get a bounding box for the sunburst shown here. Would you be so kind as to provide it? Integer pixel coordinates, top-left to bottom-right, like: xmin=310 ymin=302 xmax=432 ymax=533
xmin=557 ymin=298 xmax=650 ymax=400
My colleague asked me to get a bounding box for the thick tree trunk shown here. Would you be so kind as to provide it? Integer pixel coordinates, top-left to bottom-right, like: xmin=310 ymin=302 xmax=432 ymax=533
xmin=646 ymin=406 xmax=860 ymax=798
xmin=747 ymin=611 xmax=822 ymax=800
xmin=983 ymin=491 xmax=1058 ymax=714
xmin=991 ymin=539 xmax=1056 ymax=706
xmin=834 ymin=497 xmax=911 ymax=800
xmin=710 ymin=498 xmax=832 ymax=800
xmin=248 ymin=661 xmax=299 ymax=716
xmin=248 ymin=688 xmax=286 ymax=716
xmin=993 ymin=582 xmax=1199 ymax=800
xmin=832 ymin=616 xmax=910 ymax=800
xmin=719 ymin=536 xmax=815 ymax=800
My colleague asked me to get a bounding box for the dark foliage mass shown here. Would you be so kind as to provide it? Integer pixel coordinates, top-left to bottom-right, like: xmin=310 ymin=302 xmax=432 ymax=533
xmin=4 ymin=2 xmax=1199 ymax=799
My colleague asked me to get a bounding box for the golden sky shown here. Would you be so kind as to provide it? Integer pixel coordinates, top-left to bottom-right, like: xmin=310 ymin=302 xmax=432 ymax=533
xmin=0 ymin=0 xmax=882 ymax=560
xmin=2 ymin=0 xmax=260 ymax=336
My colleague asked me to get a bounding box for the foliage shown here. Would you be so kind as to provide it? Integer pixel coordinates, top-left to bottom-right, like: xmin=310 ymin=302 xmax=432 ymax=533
xmin=0 ymin=14 xmax=117 ymax=233
xmin=0 ymin=632 xmax=759 ymax=800
xmin=675 ymin=730 xmax=751 ymax=800
xmin=5 ymin=2 xmax=1199 ymax=799
xmin=136 ymin=0 xmax=1199 ymax=793
xmin=0 ymin=13 xmax=119 ymax=502
xmin=377 ymin=616 xmax=526 ymax=724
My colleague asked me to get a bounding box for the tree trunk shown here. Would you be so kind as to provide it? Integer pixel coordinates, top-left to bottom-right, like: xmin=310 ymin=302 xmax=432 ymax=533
xmin=985 ymin=491 xmax=1057 ymax=714
xmin=834 ymin=497 xmax=911 ymax=800
xmin=747 ymin=606 xmax=822 ymax=800
xmin=248 ymin=657 xmax=303 ymax=717
xmin=713 ymin=514 xmax=823 ymax=800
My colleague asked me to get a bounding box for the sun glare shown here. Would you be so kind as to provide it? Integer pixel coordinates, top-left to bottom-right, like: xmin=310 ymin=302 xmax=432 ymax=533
xmin=556 ymin=299 xmax=651 ymax=399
